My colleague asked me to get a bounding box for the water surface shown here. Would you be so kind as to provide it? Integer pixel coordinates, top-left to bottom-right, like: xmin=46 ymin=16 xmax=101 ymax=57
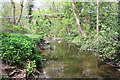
xmin=39 ymin=40 xmax=120 ymax=78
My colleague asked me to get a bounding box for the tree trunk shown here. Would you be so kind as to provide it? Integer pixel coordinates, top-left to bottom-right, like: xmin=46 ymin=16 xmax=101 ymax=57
xmin=72 ymin=2 xmax=85 ymax=37
xmin=96 ymin=0 xmax=99 ymax=34
xmin=16 ymin=0 xmax=24 ymax=25
xmin=118 ymin=1 xmax=120 ymax=40
xmin=87 ymin=14 xmax=90 ymax=24
xmin=10 ymin=0 xmax=16 ymax=25
xmin=28 ymin=4 xmax=33 ymax=23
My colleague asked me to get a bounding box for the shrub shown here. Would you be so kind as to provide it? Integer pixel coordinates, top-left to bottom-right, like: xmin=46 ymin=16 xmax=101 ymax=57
xmin=0 ymin=33 xmax=42 ymax=66
xmin=95 ymin=25 xmax=120 ymax=62
xmin=79 ymin=25 xmax=120 ymax=62
xmin=2 ymin=25 xmax=28 ymax=33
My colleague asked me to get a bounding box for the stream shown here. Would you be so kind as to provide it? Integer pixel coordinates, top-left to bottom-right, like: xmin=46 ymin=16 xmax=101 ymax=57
xmin=0 ymin=39 xmax=119 ymax=79
xmin=39 ymin=39 xmax=120 ymax=78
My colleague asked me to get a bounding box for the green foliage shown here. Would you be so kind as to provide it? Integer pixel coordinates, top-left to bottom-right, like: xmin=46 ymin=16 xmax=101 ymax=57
xmin=95 ymin=25 xmax=120 ymax=62
xmin=29 ymin=16 xmax=50 ymax=36
xmin=80 ymin=24 xmax=120 ymax=62
xmin=30 ymin=2 xmax=119 ymax=63
xmin=27 ymin=34 xmax=43 ymax=43
xmin=26 ymin=60 xmax=36 ymax=77
xmin=72 ymin=2 xmax=119 ymax=62
xmin=11 ymin=25 xmax=27 ymax=33
xmin=80 ymin=33 xmax=97 ymax=50
xmin=2 ymin=25 xmax=28 ymax=34
xmin=1 ymin=33 xmax=42 ymax=66
xmin=1 ymin=1 xmax=119 ymax=64
xmin=30 ymin=2 xmax=77 ymax=38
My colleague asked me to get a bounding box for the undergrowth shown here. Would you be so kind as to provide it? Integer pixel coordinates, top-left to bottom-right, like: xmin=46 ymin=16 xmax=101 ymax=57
xmin=0 ymin=33 xmax=43 ymax=76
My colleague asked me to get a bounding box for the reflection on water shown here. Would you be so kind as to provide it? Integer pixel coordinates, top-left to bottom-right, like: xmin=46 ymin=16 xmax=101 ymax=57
xmin=40 ymin=40 xmax=120 ymax=78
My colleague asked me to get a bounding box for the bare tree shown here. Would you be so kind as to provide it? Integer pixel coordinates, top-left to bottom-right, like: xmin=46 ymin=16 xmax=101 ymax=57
xmin=16 ymin=0 xmax=24 ymax=25
xmin=72 ymin=2 xmax=85 ymax=37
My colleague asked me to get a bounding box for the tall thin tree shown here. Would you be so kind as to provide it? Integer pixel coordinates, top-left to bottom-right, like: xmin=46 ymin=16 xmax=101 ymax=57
xmin=96 ymin=0 xmax=99 ymax=34
xmin=72 ymin=2 xmax=85 ymax=37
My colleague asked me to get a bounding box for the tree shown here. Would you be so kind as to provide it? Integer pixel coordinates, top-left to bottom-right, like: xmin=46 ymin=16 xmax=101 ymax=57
xmin=26 ymin=0 xmax=34 ymax=23
xmin=72 ymin=2 xmax=85 ymax=37
xmin=16 ymin=0 xmax=24 ymax=25
xmin=96 ymin=0 xmax=99 ymax=34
